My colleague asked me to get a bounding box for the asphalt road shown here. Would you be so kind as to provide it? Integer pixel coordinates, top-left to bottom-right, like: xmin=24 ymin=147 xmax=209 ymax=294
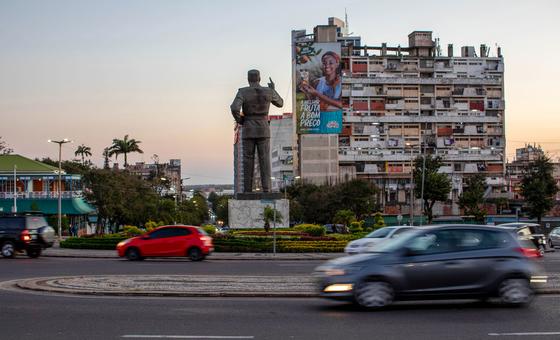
xmin=1 ymin=288 xmax=560 ymax=340
xmin=1 ymin=251 xmax=560 ymax=282
xmin=0 ymin=257 xmax=321 ymax=281
xmin=2 ymin=254 xmax=560 ymax=339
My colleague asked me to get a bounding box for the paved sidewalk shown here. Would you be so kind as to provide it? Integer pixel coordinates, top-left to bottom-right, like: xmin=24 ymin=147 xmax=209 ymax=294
xmin=43 ymin=247 xmax=343 ymax=261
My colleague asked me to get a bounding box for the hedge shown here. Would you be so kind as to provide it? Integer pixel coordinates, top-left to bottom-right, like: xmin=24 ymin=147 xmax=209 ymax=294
xmin=60 ymin=236 xmax=127 ymax=250
xmin=61 ymin=233 xmax=352 ymax=252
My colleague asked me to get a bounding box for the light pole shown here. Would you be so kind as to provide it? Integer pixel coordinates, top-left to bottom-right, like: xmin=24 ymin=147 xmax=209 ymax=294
xmin=406 ymin=143 xmax=414 ymax=226
xmin=48 ymin=138 xmax=73 ymax=239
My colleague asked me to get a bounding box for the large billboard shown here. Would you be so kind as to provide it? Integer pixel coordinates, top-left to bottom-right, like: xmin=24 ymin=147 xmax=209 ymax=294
xmin=295 ymin=41 xmax=343 ymax=134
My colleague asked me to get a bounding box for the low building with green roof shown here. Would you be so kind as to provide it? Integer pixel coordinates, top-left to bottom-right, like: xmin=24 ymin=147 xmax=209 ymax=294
xmin=0 ymin=155 xmax=95 ymax=234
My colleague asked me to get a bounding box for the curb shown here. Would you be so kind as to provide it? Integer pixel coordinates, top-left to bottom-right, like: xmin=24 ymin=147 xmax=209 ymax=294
xmin=8 ymin=275 xmax=560 ymax=298
xmin=42 ymin=251 xmax=342 ymax=261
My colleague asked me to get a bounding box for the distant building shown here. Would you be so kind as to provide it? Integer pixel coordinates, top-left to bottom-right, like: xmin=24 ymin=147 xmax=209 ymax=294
xmin=506 ymin=145 xmax=560 ymax=201
xmin=127 ymin=159 xmax=181 ymax=197
xmin=270 ymin=113 xmax=294 ymax=191
xmin=292 ymin=17 xmax=506 ymax=216
xmin=0 ymin=155 xmax=95 ymax=233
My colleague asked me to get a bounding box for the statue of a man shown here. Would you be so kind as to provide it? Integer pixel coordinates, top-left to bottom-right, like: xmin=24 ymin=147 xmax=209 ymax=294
xmin=231 ymin=69 xmax=284 ymax=193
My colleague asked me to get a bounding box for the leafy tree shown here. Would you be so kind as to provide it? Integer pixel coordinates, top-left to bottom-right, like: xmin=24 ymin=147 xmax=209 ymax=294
xmin=176 ymin=192 xmax=209 ymax=226
xmin=108 ymin=135 xmax=143 ymax=167
xmin=333 ymin=209 xmax=356 ymax=227
xmin=459 ymin=174 xmax=487 ymax=223
xmin=74 ymin=144 xmax=92 ymax=165
xmin=82 ymin=169 xmax=160 ymax=231
xmin=494 ymin=197 xmax=510 ymax=214
xmin=214 ymin=195 xmax=231 ymax=226
xmin=413 ymin=155 xmax=452 ymax=224
xmin=373 ymin=212 xmax=386 ymax=229
xmin=262 ymin=205 xmax=283 ymax=232
xmin=0 ymin=136 xmax=13 ymax=154
xmin=207 ymin=191 xmax=219 ymax=211
xmin=331 ymin=179 xmax=379 ymax=219
xmin=520 ymin=154 xmax=559 ymax=224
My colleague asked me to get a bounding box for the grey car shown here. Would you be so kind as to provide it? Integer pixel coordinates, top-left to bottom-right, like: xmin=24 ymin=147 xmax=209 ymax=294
xmin=315 ymin=225 xmax=543 ymax=309
xmin=548 ymin=227 xmax=560 ymax=248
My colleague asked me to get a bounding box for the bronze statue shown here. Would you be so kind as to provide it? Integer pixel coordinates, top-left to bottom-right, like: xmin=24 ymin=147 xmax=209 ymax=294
xmin=231 ymin=70 xmax=284 ymax=193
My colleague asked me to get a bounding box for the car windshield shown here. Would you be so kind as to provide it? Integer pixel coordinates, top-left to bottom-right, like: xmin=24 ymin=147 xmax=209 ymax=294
xmin=366 ymin=227 xmax=395 ymax=238
xmin=366 ymin=229 xmax=422 ymax=253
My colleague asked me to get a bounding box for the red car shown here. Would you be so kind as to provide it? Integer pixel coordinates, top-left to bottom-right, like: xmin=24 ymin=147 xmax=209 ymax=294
xmin=116 ymin=225 xmax=213 ymax=261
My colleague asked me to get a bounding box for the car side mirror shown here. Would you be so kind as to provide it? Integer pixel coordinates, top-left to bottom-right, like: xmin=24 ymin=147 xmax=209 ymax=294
xmin=141 ymin=235 xmax=150 ymax=240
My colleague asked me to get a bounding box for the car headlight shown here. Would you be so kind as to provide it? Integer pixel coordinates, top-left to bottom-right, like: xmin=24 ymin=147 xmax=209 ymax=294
xmin=117 ymin=239 xmax=131 ymax=247
xmin=318 ymin=265 xmax=363 ymax=276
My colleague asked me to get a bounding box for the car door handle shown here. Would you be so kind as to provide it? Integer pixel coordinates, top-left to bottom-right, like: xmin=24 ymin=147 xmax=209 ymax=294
xmin=444 ymin=261 xmax=460 ymax=266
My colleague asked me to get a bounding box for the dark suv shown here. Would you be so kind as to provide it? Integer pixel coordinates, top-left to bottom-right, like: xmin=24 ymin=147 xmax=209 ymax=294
xmin=315 ymin=225 xmax=543 ymax=308
xmin=0 ymin=215 xmax=55 ymax=258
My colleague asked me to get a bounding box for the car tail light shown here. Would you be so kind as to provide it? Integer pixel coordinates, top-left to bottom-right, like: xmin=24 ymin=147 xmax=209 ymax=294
xmin=200 ymin=236 xmax=213 ymax=247
xmin=516 ymin=247 xmax=541 ymax=258
xmin=21 ymin=230 xmax=31 ymax=243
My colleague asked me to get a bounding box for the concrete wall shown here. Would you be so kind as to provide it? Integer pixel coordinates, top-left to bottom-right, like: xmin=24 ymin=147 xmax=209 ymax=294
xmin=228 ymin=198 xmax=289 ymax=229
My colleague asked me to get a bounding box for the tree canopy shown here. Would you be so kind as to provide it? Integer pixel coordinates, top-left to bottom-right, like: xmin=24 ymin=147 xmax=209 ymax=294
xmin=459 ymin=173 xmax=487 ymax=223
xmin=108 ymin=135 xmax=143 ymax=167
xmin=520 ymin=154 xmax=559 ymax=223
xmin=413 ymin=155 xmax=452 ymax=223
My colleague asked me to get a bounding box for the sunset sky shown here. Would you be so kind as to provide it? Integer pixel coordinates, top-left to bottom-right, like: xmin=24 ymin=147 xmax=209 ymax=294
xmin=1 ymin=0 xmax=559 ymax=184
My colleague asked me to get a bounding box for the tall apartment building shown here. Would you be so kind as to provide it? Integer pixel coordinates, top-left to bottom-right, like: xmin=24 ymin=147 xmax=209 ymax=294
xmin=292 ymin=18 xmax=506 ymax=215
xmin=270 ymin=113 xmax=294 ymax=191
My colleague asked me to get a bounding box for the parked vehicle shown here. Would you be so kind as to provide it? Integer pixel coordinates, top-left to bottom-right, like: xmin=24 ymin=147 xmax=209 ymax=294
xmin=315 ymin=225 xmax=543 ymax=309
xmin=344 ymin=226 xmax=414 ymax=254
xmin=116 ymin=225 xmax=213 ymax=261
xmin=497 ymin=223 xmax=547 ymax=256
xmin=0 ymin=214 xmax=55 ymax=258
xmin=324 ymin=224 xmax=348 ymax=234
xmin=548 ymin=227 xmax=560 ymax=248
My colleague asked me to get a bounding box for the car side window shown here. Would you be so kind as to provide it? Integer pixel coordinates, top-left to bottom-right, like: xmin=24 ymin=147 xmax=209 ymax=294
xmin=406 ymin=230 xmax=456 ymax=255
xmin=391 ymin=228 xmax=411 ymax=238
xmin=454 ymin=230 xmax=506 ymax=250
xmin=149 ymin=228 xmax=175 ymax=239
xmin=172 ymin=228 xmax=191 ymax=237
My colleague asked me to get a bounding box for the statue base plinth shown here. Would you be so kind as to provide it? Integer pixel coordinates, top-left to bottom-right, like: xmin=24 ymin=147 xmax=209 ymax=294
xmin=228 ymin=195 xmax=289 ymax=229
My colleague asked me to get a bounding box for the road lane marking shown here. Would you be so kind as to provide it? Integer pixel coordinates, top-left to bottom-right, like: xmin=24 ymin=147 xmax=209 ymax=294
xmin=489 ymin=332 xmax=560 ymax=336
xmin=122 ymin=336 xmax=254 ymax=339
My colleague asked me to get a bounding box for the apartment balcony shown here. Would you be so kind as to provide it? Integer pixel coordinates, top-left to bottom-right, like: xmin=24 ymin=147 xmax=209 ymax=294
xmin=343 ymin=114 xmax=502 ymax=124
xmin=436 ymin=152 xmax=503 ymax=161
xmin=0 ymin=191 xmax=83 ymax=199
xmin=339 ymin=153 xmax=414 ymax=162
xmin=385 ymin=102 xmax=404 ymax=110
xmin=342 ymin=77 xmax=502 ymax=86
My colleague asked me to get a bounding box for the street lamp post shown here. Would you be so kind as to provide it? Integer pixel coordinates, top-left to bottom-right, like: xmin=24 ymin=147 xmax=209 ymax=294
xmin=48 ymin=138 xmax=73 ymax=239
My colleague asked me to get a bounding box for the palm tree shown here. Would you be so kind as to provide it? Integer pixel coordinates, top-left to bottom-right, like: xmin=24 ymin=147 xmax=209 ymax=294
xmin=74 ymin=144 xmax=92 ymax=165
xmin=103 ymin=147 xmax=111 ymax=169
xmin=262 ymin=206 xmax=283 ymax=233
xmin=108 ymin=135 xmax=143 ymax=167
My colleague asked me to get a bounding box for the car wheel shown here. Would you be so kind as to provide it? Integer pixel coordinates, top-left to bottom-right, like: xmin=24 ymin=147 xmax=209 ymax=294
xmin=354 ymin=281 xmax=394 ymax=309
xmin=1 ymin=241 xmax=16 ymax=258
xmin=498 ymin=278 xmax=534 ymax=306
xmin=188 ymin=247 xmax=205 ymax=261
xmin=26 ymin=247 xmax=42 ymax=258
xmin=125 ymin=248 xmax=143 ymax=261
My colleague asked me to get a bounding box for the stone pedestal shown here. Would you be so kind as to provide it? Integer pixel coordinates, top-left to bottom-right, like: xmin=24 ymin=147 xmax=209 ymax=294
xmin=228 ymin=193 xmax=289 ymax=229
